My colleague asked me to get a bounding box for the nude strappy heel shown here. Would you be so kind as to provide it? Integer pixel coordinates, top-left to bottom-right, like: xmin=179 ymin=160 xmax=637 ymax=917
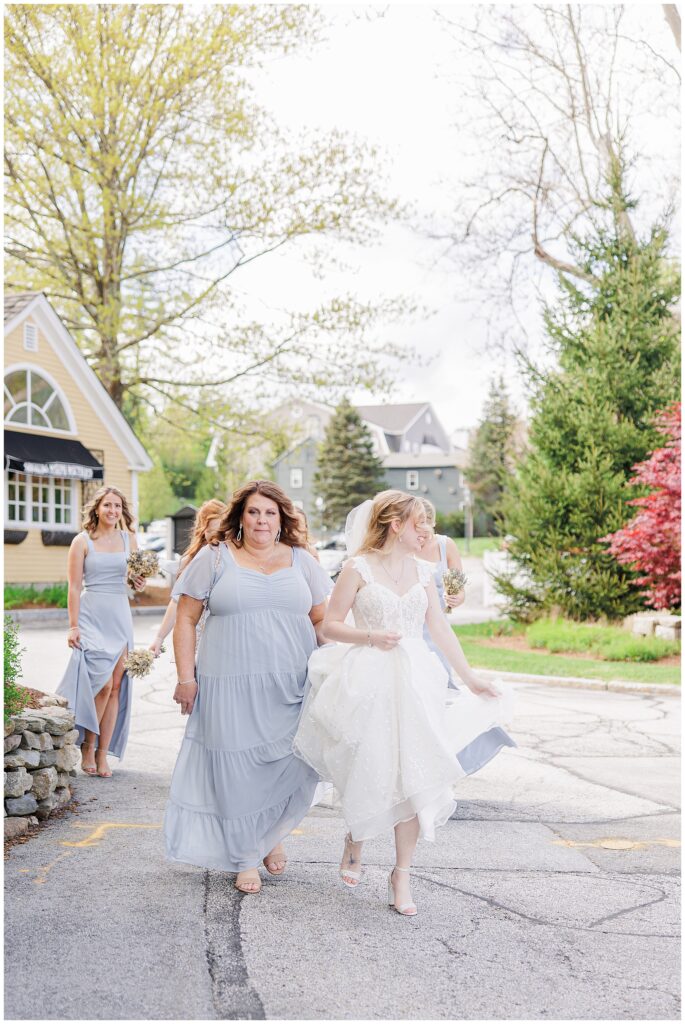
xmin=388 ymin=866 xmax=417 ymax=916
xmin=339 ymin=832 xmax=362 ymax=888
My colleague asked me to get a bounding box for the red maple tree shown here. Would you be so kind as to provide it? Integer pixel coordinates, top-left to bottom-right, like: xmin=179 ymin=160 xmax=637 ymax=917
xmin=602 ymin=402 xmax=681 ymax=610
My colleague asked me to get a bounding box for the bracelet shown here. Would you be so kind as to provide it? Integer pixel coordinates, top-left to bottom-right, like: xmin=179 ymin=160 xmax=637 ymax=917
xmin=176 ymin=678 xmax=196 ymax=685
xmin=68 ymin=626 xmax=78 ymax=631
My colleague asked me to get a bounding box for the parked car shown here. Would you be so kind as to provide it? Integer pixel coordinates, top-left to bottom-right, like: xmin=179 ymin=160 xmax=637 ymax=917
xmin=137 ymin=533 xmax=166 ymax=554
xmin=316 ymin=534 xmax=347 ymax=579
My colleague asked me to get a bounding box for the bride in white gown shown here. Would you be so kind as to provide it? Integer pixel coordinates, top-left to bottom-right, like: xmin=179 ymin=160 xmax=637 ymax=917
xmin=293 ymin=490 xmax=514 ymax=917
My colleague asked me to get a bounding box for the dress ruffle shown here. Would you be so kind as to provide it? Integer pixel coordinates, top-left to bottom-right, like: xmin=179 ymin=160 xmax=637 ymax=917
xmin=294 ymin=637 xmax=515 ymax=842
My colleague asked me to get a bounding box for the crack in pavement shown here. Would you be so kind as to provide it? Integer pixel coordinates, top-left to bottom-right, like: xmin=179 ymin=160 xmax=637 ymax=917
xmin=203 ymin=870 xmax=265 ymax=1020
xmin=415 ymin=871 xmax=680 ymax=938
xmin=588 ymin=884 xmax=671 ymax=929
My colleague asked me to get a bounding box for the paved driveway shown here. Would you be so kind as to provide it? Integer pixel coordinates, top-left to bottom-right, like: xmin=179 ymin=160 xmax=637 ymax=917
xmin=5 ymin=616 xmax=680 ymax=1020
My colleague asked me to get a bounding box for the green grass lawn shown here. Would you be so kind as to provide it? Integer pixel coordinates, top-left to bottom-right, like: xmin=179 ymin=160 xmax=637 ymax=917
xmin=454 ymin=619 xmax=680 ymax=685
xmin=4 ymin=584 xmax=69 ymax=609
xmin=453 ymin=537 xmax=502 ymax=558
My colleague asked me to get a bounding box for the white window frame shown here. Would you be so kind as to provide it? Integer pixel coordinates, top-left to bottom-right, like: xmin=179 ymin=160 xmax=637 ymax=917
xmin=406 ymin=470 xmax=419 ymax=491
xmin=290 ymin=467 xmax=304 ymax=489
xmin=4 ymin=363 xmax=77 ymax=435
xmin=5 ymin=470 xmax=78 ymax=530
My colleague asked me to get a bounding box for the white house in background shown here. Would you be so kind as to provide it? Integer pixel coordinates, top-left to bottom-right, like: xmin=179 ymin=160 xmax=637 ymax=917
xmin=4 ymin=292 xmax=152 ymax=585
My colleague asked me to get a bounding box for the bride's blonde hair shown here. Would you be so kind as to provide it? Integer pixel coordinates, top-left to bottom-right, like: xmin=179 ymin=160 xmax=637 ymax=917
xmin=358 ymin=490 xmax=425 ymax=553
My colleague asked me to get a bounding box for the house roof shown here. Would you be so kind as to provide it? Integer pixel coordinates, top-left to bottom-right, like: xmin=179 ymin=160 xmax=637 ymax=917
xmin=355 ymin=402 xmax=428 ymax=434
xmin=4 ymin=291 xmax=152 ymax=472
xmin=382 ymin=450 xmax=467 ymax=470
xmin=4 ymin=292 xmax=41 ymax=323
xmin=272 ymin=436 xmax=317 ymax=466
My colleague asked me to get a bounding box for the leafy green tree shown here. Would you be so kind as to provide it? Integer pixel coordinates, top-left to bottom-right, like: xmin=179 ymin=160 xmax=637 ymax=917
xmin=138 ymin=462 xmax=177 ymax=524
xmin=4 ymin=5 xmax=407 ymax=421
xmin=314 ymin=399 xmax=386 ymax=530
xmin=499 ymin=179 xmax=680 ymax=621
xmin=466 ymin=377 xmax=519 ymax=535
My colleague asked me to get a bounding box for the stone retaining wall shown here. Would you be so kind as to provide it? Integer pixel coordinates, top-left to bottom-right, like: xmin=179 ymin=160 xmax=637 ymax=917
xmin=4 ymin=695 xmax=78 ymax=840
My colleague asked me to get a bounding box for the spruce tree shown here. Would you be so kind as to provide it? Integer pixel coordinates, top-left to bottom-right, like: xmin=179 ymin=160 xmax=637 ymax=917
xmin=499 ymin=179 xmax=680 ymax=621
xmin=314 ymin=399 xmax=386 ymax=530
xmin=466 ymin=377 xmax=519 ymax=535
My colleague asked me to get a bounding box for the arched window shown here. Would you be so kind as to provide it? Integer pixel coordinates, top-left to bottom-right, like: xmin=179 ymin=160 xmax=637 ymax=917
xmin=4 ymin=367 xmax=72 ymax=432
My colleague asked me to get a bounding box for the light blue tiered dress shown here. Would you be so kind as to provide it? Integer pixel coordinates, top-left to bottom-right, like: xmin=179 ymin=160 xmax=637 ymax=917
xmin=56 ymin=530 xmax=134 ymax=759
xmin=164 ymin=542 xmax=332 ymax=873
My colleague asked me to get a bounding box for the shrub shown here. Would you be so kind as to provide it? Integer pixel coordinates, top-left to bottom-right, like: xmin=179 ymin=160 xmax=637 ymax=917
xmin=4 ymin=583 xmax=69 ymax=609
xmin=4 ymin=616 xmax=29 ymax=721
xmin=602 ymin=403 xmax=681 ymax=610
xmin=525 ymin=616 xmax=679 ymax=662
xmin=435 ymin=511 xmax=466 ymax=537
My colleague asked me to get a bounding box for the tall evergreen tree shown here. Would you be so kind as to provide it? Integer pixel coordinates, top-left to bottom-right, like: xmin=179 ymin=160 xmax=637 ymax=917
xmin=314 ymin=399 xmax=386 ymax=530
xmin=466 ymin=377 xmax=519 ymax=535
xmin=498 ymin=176 xmax=680 ymax=621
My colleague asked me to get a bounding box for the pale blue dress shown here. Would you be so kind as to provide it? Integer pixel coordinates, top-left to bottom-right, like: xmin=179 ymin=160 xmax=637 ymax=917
xmin=422 ymin=535 xmax=516 ymax=774
xmin=56 ymin=530 xmax=134 ymax=759
xmin=164 ymin=542 xmax=332 ymax=872
xmin=422 ymin=535 xmax=457 ymax=686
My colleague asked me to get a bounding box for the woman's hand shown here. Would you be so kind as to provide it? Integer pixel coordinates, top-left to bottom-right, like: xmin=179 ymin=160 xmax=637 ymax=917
xmin=132 ymin=574 xmax=146 ymax=592
xmin=149 ymin=636 xmax=164 ymax=658
xmin=67 ymin=626 xmax=81 ymax=649
xmin=369 ymin=630 xmax=402 ymax=651
xmin=173 ymin=681 xmax=198 ymax=716
xmin=445 ymin=591 xmax=466 ymax=609
xmin=465 ymin=672 xmax=501 ymax=699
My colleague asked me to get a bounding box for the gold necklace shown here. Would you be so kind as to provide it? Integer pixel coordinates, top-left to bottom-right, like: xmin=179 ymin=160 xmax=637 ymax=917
xmin=378 ymin=554 xmax=405 ymax=586
xmin=242 ymin=543 xmax=279 ymax=573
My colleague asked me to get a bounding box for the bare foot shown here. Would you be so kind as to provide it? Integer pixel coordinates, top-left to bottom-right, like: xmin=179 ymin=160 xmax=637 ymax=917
xmin=235 ymin=868 xmax=262 ymax=894
xmin=95 ymin=749 xmax=112 ymax=778
xmin=263 ymin=843 xmax=287 ymax=875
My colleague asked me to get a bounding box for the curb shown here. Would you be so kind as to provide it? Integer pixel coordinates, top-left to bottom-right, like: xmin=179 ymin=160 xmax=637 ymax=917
xmin=480 ymin=668 xmax=681 ymax=698
xmin=7 ymin=606 xmax=166 ymax=628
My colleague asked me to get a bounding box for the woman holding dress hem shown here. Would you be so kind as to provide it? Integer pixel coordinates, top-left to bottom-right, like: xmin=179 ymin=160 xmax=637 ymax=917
xmin=57 ymin=485 xmax=145 ymax=778
xmin=293 ymin=489 xmax=514 ymax=916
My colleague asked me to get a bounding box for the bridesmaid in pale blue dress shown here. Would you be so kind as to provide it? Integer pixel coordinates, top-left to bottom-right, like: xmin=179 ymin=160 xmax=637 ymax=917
xmin=419 ymin=498 xmax=466 ymax=687
xmin=165 ymin=480 xmax=332 ymax=894
xmin=57 ymin=486 xmax=145 ymax=778
xmin=419 ymin=498 xmax=515 ymax=774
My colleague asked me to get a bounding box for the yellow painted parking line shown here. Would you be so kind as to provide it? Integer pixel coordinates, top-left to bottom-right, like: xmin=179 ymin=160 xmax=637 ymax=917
xmin=33 ymin=851 xmax=73 ymax=885
xmin=553 ymin=837 xmax=680 ymax=851
xmin=61 ymin=822 xmax=162 ymax=848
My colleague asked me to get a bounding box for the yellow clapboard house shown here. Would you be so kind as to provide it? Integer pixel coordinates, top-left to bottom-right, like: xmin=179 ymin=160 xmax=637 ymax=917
xmin=4 ymin=293 xmax=152 ymax=585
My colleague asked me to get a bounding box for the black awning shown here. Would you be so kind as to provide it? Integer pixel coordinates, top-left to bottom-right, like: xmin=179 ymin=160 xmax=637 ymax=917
xmin=4 ymin=430 xmax=104 ymax=481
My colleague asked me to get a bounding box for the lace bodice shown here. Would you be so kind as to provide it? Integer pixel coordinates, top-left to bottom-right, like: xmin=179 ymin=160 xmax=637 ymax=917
xmin=349 ymin=555 xmax=433 ymax=637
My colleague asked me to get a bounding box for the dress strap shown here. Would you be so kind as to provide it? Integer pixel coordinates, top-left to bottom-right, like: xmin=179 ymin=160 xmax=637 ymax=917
xmin=438 ymin=534 xmax=448 ymax=570
xmin=123 ymin=530 xmax=131 ymax=554
xmin=82 ymin=530 xmax=94 ymax=550
xmin=351 ymin=554 xmax=374 ymax=585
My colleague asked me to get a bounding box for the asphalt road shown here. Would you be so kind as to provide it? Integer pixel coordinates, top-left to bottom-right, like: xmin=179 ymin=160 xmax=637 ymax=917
xmin=5 ymin=615 xmax=681 ymax=1020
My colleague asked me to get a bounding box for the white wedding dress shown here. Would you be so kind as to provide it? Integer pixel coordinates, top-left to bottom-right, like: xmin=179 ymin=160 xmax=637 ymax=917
xmin=293 ymin=555 xmax=514 ymax=843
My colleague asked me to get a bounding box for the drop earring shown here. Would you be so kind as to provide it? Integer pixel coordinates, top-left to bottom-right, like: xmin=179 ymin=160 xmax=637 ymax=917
xmin=275 ymin=529 xmax=281 ymax=543
xmin=237 ymin=525 xmax=242 ymax=542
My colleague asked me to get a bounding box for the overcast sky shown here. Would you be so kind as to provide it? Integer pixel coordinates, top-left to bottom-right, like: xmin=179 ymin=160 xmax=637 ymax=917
xmin=231 ymin=3 xmax=680 ymax=437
